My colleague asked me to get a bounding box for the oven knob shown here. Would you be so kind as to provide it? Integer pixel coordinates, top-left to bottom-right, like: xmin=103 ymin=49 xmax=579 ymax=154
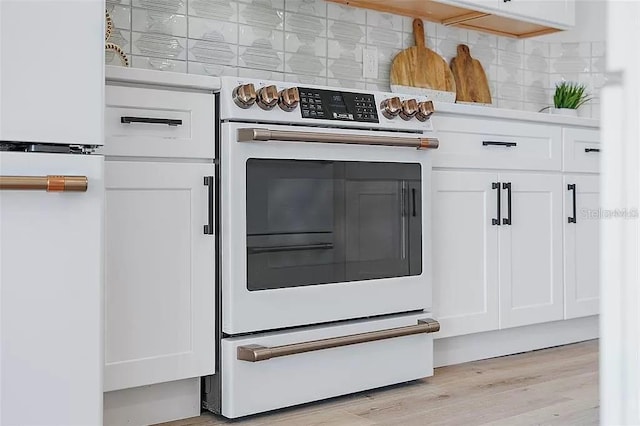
xmin=232 ymin=83 xmax=257 ymax=109
xmin=257 ymin=85 xmax=279 ymax=110
xmin=380 ymin=97 xmax=402 ymax=119
xmin=400 ymin=99 xmax=418 ymax=121
xmin=278 ymin=87 xmax=300 ymax=112
xmin=416 ymin=101 xmax=435 ymax=121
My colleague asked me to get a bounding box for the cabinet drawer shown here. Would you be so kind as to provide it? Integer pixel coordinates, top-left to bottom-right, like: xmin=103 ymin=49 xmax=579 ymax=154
xmin=431 ymin=116 xmax=562 ymax=171
xmin=563 ymin=128 xmax=600 ymax=173
xmin=104 ymin=85 xmax=214 ymax=158
xmin=220 ymin=312 xmax=435 ymax=418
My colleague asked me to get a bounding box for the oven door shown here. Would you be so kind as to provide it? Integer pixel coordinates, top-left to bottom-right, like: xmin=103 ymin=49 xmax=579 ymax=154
xmin=221 ymin=122 xmax=434 ymax=334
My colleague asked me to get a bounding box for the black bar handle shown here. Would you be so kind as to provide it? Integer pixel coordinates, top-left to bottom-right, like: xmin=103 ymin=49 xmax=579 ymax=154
xmin=483 ymin=141 xmax=517 ymax=147
xmin=568 ymin=184 xmax=577 ymax=223
xmin=248 ymin=243 xmax=334 ymax=254
xmin=502 ymin=182 xmax=512 ymax=225
xmin=411 ymin=188 xmax=417 ymax=217
xmin=492 ymin=182 xmax=501 ymax=225
xmin=121 ymin=116 xmax=183 ymax=126
xmin=585 ymin=148 xmax=600 ymax=153
xmin=204 ymin=176 xmax=214 ymax=235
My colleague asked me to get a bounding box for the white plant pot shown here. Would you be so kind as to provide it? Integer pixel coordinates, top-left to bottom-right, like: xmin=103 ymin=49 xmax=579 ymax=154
xmin=549 ymin=107 xmax=579 ymax=117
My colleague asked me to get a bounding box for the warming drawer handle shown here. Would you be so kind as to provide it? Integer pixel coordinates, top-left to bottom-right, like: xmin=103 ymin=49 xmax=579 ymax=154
xmin=0 ymin=175 xmax=88 ymax=192
xmin=121 ymin=116 xmax=183 ymax=126
xmin=237 ymin=128 xmax=439 ymax=150
xmin=236 ymin=318 xmax=440 ymax=362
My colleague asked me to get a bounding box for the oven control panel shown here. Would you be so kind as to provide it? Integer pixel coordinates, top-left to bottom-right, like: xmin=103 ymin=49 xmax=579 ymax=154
xmin=298 ymin=87 xmax=379 ymax=123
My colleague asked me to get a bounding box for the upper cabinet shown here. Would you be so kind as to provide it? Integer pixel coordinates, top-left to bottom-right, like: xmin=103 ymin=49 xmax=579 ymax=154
xmin=327 ymin=0 xmax=575 ymax=38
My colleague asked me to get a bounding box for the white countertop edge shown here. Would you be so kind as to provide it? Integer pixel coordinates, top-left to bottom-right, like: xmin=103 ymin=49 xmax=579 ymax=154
xmin=433 ymin=101 xmax=599 ymax=128
xmin=105 ymin=65 xmax=221 ymax=91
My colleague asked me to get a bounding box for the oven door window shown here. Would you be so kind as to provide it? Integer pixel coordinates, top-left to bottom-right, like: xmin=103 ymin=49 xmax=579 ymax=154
xmin=246 ymin=159 xmax=422 ymax=290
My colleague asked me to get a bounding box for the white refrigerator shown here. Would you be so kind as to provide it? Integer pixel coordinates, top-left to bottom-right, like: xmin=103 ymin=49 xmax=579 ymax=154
xmin=0 ymin=0 xmax=105 ymax=425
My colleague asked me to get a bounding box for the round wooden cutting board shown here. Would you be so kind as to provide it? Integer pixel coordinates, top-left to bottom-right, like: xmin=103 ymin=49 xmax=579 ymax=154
xmin=390 ymin=19 xmax=456 ymax=95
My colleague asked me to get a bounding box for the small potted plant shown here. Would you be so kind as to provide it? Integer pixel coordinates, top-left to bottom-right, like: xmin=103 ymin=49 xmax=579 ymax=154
xmin=546 ymin=81 xmax=592 ymax=116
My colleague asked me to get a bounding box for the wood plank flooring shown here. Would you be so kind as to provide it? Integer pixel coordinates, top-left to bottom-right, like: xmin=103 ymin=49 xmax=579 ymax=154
xmin=158 ymin=340 xmax=599 ymax=426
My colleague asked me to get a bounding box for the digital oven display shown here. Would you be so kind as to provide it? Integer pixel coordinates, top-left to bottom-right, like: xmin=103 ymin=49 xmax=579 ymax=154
xmin=298 ymin=87 xmax=379 ymax=123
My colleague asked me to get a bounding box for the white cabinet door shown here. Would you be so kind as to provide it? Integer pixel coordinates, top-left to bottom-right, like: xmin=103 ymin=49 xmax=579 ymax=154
xmin=499 ymin=0 xmax=575 ymax=28
xmin=104 ymin=161 xmax=215 ymax=392
xmin=432 ymin=171 xmax=500 ymax=338
xmin=499 ymin=173 xmax=563 ymax=328
xmin=564 ymin=174 xmax=600 ymax=319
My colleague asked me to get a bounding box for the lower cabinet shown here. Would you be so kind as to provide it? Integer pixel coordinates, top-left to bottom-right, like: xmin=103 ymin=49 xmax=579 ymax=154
xmin=104 ymin=161 xmax=215 ymax=392
xmin=498 ymin=173 xmax=564 ymax=328
xmin=564 ymin=174 xmax=600 ymax=319
xmin=432 ymin=171 xmax=499 ymax=338
xmin=432 ymin=170 xmax=563 ymax=338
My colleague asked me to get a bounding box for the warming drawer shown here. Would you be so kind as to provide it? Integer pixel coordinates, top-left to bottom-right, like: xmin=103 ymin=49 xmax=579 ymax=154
xmin=219 ymin=312 xmax=438 ymax=418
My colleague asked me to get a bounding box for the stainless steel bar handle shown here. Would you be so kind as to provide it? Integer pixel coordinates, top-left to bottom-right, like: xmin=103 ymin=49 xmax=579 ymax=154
xmin=237 ymin=128 xmax=439 ymax=150
xmin=237 ymin=318 xmax=440 ymax=362
xmin=0 ymin=175 xmax=88 ymax=192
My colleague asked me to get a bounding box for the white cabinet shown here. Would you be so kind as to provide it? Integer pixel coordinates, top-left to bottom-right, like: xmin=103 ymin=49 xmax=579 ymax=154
xmin=104 ymin=161 xmax=215 ymax=392
xmin=499 ymin=173 xmax=564 ymax=328
xmin=564 ymin=175 xmax=600 ymax=319
xmin=499 ymin=0 xmax=575 ymax=28
xmin=432 ymin=170 xmax=563 ymax=337
xmin=432 ymin=171 xmax=499 ymax=338
xmin=563 ymin=128 xmax=601 ymax=174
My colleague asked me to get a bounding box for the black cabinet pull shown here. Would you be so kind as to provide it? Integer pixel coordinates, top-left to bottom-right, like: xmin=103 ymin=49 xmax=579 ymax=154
xmin=492 ymin=182 xmax=501 ymax=225
xmin=585 ymin=148 xmax=600 ymax=153
xmin=121 ymin=116 xmax=183 ymax=126
xmin=568 ymin=184 xmax=577 ymax=223
xmin=411 ymin=188 xmax=417 ymax=217
xmin=204 ymin=176 xmax=214 ymax=235
xmin=502 ymin=182 xmax=512 ymax=225
xmin=482 ymin=141 xmax=517 ymax=147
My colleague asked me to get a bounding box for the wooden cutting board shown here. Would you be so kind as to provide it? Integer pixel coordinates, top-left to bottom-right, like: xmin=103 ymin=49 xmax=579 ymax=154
xmin=450 ymin=44 xmax=492 ymax=104
xmin=390 ymin=19 xmax=456 ymax=94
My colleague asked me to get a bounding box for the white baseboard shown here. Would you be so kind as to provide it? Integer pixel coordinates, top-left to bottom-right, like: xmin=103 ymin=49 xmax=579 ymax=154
xmin=434 ymin=315 xmax=599 ymax=367
xmin=103 ymin=378 xmax=200 ymax=426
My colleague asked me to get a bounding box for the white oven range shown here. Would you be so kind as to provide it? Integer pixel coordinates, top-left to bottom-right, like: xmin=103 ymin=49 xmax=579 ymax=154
xmin=204 ymin=77 xmax=441 ymax=418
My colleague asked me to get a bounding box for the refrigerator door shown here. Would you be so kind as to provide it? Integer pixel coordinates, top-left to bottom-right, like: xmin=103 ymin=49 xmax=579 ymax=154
xmin=0 ymin=0 xmax=103 ymax=145
xmin=0 ymin=152 xmax=104 ymax=426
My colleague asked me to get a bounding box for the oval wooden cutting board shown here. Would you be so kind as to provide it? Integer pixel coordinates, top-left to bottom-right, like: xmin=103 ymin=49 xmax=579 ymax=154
xmin=450 ymin=44 xmax=492 ymax=104
xmin=390 ymin=19 xmax=456 ymax=94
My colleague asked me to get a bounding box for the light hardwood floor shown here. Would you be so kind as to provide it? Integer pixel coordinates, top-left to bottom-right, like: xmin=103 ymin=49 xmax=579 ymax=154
xmin=159 ymin=340 xmax=599 ymax=426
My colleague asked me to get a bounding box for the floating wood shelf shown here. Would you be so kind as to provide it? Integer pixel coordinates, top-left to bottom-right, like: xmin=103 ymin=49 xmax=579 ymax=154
xmin=327 ymin=0 xmax=562 ymax=38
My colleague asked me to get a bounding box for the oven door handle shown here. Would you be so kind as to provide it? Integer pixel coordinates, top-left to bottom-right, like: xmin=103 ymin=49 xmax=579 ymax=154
xmin=236 ymin=318 xmax=440 ymax=362
xmin=237 ymin=128 xmax=439 ymax=150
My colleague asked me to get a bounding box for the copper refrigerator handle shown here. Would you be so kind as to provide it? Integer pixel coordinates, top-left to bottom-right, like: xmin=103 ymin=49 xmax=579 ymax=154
xmin=237 ymin=128 xmax=439 ymax=150
xmin=237 ymin=318 xmax=440 ymax=362
xmin=0 ymin=175 xmax=88 ymax=192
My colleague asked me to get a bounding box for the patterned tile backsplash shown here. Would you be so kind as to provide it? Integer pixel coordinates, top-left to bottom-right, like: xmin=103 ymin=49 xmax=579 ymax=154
xmin=106 ymin=0 xmax=604 ymax=119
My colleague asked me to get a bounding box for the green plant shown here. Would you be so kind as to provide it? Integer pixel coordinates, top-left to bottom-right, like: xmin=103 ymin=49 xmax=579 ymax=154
xmin=553 ymin=81 xmax=591 ymax=109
